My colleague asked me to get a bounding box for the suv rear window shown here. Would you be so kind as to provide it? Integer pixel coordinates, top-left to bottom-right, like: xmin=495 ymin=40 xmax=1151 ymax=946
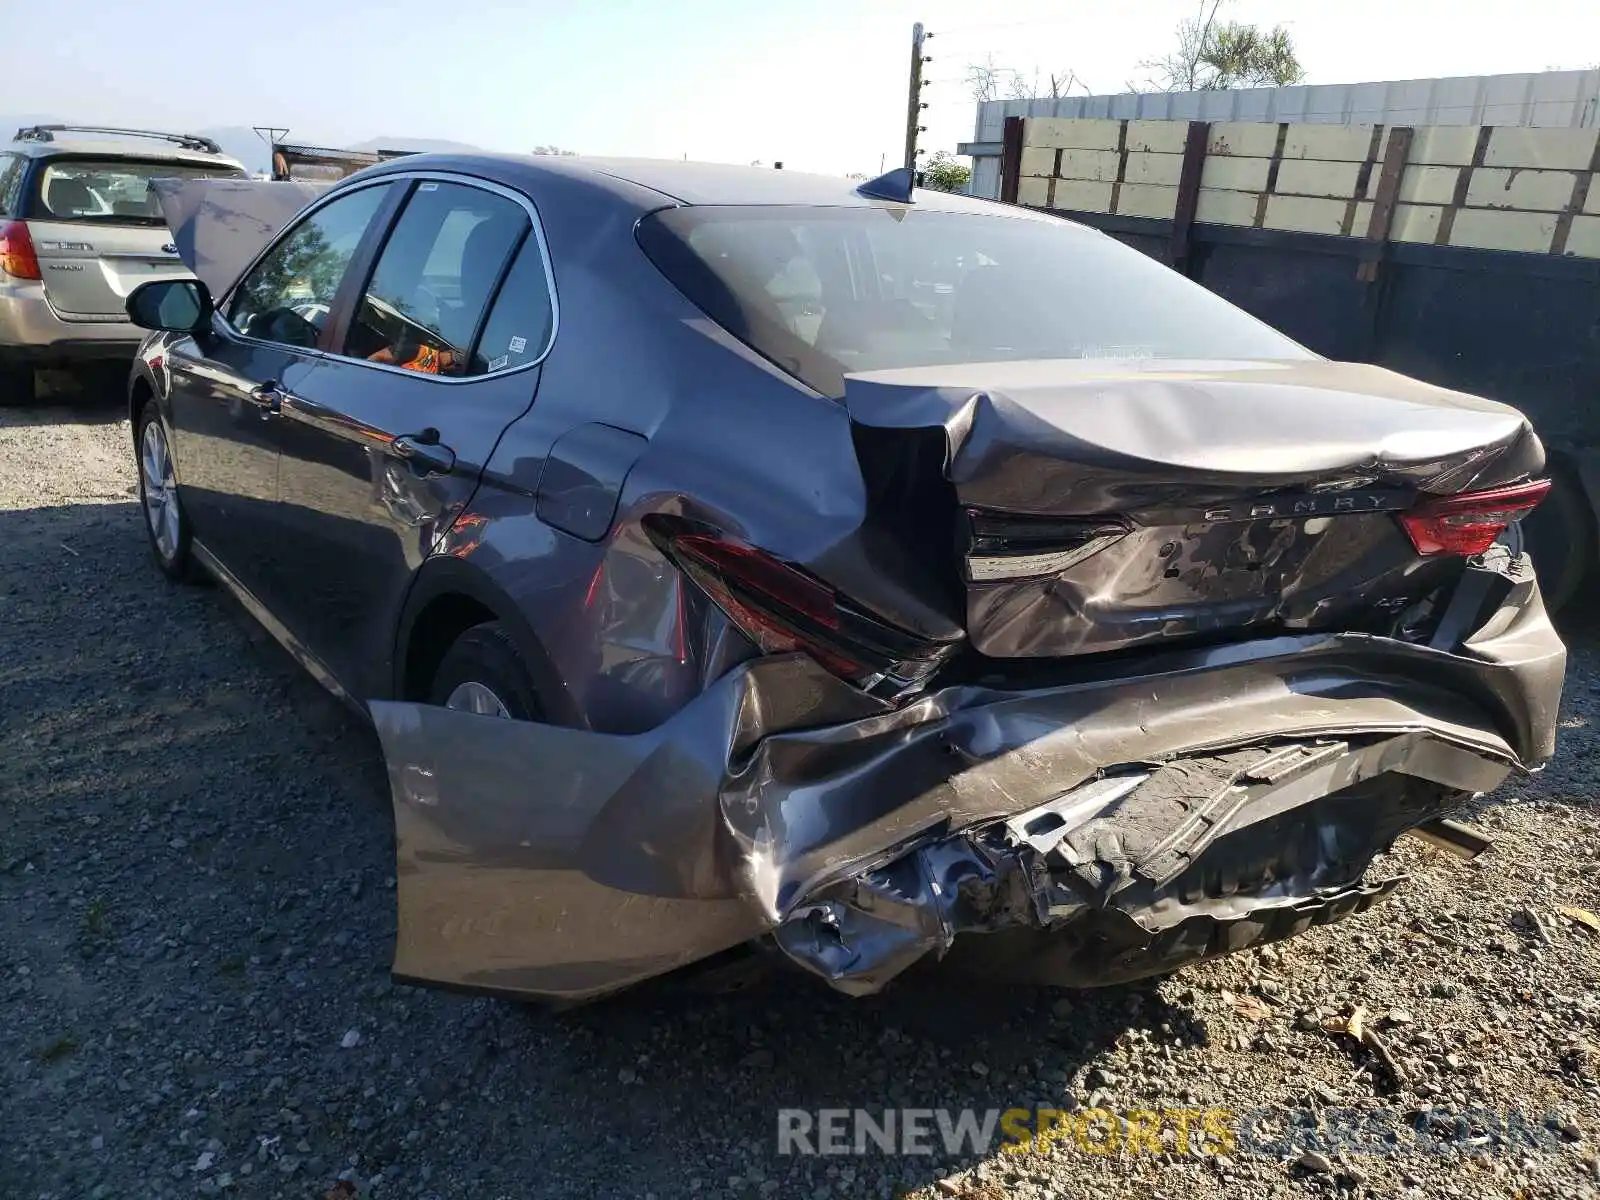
xmin=0 ymin=154 xmax=25 ymax=217
xmin=636 ymin=205 xmax=1312 ymax=397
xmin=30 ymin=159 xmax=247 ymax=224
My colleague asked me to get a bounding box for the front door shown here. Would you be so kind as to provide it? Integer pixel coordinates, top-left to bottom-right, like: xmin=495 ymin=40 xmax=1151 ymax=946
xmin=163 ymin=181 xmax=396 ymax=608
xmin=272 ymin=176 xmax=556 ymax=699
xmin=164 ymin=336 xmax=320 ymax=591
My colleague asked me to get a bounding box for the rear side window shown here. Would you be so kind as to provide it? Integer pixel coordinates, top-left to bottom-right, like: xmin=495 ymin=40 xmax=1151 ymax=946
xmin=31 ymin=158 xmax=247 ymax=224
xmin=342 ymin=181 xmax=528 ymax=377
xmin=471 ymin=237 xmax=555 ymax=375
xmin=0 ymin=155 xmax=25 ymax=217
xmin=636 ymin=205 xmax=1313 ymax=397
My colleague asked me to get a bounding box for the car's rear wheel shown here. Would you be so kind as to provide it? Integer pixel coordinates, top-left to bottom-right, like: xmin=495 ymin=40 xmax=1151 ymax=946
xmin=428 ymin=621 xmax=541 ymax=720
xmin=136 ymin=404 xmax=195 ymax=581
xmin=1523 ymin=462 xmax=1595 ymax=615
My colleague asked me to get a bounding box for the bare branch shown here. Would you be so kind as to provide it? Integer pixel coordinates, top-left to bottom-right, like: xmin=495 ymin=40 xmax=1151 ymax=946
xmin=964 ymin=55 xmax=1006 ymax=104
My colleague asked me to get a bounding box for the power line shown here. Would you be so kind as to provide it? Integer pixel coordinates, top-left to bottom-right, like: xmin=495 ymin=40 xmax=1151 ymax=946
xmin=928 ymin=15 xmax=1083 ymax=39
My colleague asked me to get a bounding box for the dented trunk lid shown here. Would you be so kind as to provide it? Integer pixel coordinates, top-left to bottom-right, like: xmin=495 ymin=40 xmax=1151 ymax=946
xmin=844 ymin=358 xmax=1543 ymax=658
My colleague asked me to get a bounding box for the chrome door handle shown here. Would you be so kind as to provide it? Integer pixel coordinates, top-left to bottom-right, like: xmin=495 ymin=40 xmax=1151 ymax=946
xmin=390 ymin=428 xmax=456 ymax=476
xmin=246 ymin=381 xmax=284 ymax=419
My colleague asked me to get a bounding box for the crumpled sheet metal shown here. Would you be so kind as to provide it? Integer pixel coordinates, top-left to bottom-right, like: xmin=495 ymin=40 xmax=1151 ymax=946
xmin=371 ymin=575 xmax=1562 ymax=1001
xmin=842 ymin=358 xmax=1539 ymax=515
xmin=842 ymin=361 xmax=1548 ymax=661
xmin=769 ymin=728 xmax=1512 ymax=996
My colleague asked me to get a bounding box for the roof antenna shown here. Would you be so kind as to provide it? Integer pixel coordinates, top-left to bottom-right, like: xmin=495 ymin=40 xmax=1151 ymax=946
xmin=856 ymin=165 xmax=916 ymax=203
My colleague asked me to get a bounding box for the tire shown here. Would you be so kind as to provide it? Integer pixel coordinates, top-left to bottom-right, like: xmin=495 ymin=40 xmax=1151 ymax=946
xmin=1522 ymin=463 xmax=1596 ymax=615
xmin=0 ymin=364 xmax=34 ymax=406
xmin=134 ymin=402 xmax=197 ymax=582
xmin=428 ymin=621 xmax=542 ymax=720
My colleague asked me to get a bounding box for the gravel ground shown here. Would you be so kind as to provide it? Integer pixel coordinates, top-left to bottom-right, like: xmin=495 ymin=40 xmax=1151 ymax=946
xmin=4 ymin=388 xmax=1600 ymax=1200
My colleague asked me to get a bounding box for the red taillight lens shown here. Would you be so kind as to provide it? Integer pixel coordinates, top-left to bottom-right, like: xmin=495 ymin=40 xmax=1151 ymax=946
xmin=674 ymin=533 xmax=841 ymax=631
xmin=0 ymin=220 xmax=41 ymax=280
xmin=646 ymin=517 xmax=956 ymax=698
xmin=1398 ymin=479 xmax=1551 ymax=557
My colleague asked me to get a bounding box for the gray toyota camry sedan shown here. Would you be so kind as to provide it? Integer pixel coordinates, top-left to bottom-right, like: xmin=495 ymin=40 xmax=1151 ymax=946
xmin=123 ymin=154 xmax=1565 ymax=1003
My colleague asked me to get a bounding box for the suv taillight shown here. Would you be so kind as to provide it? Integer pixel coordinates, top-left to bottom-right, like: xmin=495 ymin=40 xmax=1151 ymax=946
xmin=0 ymin=220 xmax=41 ymax=280
xmin=644 ymin=515 xmax=957 ymax=700
xmin=1398 ymin=479 xmax=1551 ymax=557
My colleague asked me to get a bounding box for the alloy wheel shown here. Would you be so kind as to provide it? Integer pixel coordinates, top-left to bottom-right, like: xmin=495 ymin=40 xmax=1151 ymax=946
xmin=445 ymin=681 xmax=512 ymax=719
xmin=140 ymin=419 xmax=181 ymax=562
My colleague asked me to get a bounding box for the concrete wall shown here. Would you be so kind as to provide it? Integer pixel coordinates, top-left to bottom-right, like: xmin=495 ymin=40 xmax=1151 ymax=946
xmin=965 ymin=68 xmax=1600 ymax=200
xmin=1015 ymin=116 xmax=1600 ymax=258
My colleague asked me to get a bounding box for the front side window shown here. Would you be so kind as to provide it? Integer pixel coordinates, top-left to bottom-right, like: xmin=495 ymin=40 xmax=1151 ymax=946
xmin=31 ymin=159 xmax=247 ymax=224
xmin=228 ymin=184 xmax=392 ymax=349
xmin=637 ymin=205 xmax=1314 ymax=397
xmin=342 ymin=181 xmax=528 ymax=377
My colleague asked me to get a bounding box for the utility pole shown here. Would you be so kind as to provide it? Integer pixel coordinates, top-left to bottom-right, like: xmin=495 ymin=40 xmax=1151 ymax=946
xmin=902 ymin=22 xmax=931 ymax=170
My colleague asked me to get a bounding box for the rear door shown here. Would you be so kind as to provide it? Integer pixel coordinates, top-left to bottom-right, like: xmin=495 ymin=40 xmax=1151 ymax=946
xmin=25 ymin=157 xmax=243 ymax=319
xmin=270 ymin=174 xmax=554 ymax=699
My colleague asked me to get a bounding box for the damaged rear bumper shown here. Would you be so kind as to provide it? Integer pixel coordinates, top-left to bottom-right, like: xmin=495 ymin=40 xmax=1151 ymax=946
xmin=371 ymin=561 xmax=1563 ymax=1000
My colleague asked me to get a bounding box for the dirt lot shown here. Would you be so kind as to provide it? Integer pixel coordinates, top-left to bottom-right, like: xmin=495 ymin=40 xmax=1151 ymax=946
xmin=4 ymin=391 xmax=1600 ymax=1200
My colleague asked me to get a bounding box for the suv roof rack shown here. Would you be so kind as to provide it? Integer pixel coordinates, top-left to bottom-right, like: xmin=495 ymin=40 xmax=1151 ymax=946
xmin=13 ymin=125 xmax=223 ymax=155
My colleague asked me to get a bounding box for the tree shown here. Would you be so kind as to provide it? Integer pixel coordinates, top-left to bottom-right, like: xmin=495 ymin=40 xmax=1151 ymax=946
xmin=920 ymin=151 xmax=971 ymax=194
xmin=531 ymin=145 xmax=577 ymax=156
xmin=966 ymin=55 xmax=1084 ymax=103
xmin=1139 ymin=0 xmax=1304 ymax=92
xmin=964 ymin=55 xmax=1006 ymax=104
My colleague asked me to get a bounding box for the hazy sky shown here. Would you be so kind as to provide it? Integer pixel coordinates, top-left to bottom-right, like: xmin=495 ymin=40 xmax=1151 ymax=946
xmin=9 ymin=0 xmax=1599 ymax=175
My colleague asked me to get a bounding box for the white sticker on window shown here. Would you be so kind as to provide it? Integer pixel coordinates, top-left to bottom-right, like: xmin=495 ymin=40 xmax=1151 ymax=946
xmin=418 ymin=182 xmax=439 ymax=192
xmin=508 ymin=336 xmax=527 ymax=354
xmin=488 ymin=354 xmax=510 ymax=372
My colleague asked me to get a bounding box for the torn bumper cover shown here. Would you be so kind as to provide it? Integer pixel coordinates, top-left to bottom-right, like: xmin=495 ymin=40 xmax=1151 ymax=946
xmin=371 ymin=564 xmax=1563 ymax=1001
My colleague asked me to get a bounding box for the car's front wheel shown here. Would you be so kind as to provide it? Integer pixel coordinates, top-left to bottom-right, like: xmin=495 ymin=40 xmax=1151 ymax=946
xmin=136 ymin=405 xmax=195 ymax=581
xmin=429 ymin=621 xmax=541 ymax=720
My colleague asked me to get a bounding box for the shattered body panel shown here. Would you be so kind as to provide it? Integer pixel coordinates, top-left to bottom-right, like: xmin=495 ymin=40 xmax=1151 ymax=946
xmin=845 ymin=359 xmax=1545 ymax=658
xmin=375 ymin=550 xmax=1562 ymax=1000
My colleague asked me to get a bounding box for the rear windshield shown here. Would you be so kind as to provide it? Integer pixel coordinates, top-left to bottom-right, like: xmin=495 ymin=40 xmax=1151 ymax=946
xmin=30 ymin=159 xmax=247 ymax=225
xmin=637 ymin=205 xmax=1313 ymax=397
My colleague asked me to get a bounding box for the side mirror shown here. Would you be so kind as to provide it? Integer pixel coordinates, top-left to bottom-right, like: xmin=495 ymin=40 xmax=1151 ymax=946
xmin=127 ymin=278 xmax=214 ymax=333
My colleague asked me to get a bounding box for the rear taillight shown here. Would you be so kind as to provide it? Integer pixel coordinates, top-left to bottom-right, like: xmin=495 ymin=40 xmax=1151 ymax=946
xmin=0 ymin=220 xmax=40 ymax=280
xmin=645 ymin=516 xmax=956 ymax=699
xmin=1398 ymin=479 xmax=1551 ymax=557
xmin=963 ymin=508 xmax=1128 ymax=581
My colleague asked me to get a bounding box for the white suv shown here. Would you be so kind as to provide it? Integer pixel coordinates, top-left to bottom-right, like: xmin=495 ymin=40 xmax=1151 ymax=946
xmin=0 ymin=125 xmax=247 ymax=403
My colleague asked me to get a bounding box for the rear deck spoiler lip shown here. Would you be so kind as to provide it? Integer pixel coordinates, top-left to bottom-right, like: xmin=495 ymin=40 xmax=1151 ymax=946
xmin=369 ymin=562 xmax=1563 ymax=1001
